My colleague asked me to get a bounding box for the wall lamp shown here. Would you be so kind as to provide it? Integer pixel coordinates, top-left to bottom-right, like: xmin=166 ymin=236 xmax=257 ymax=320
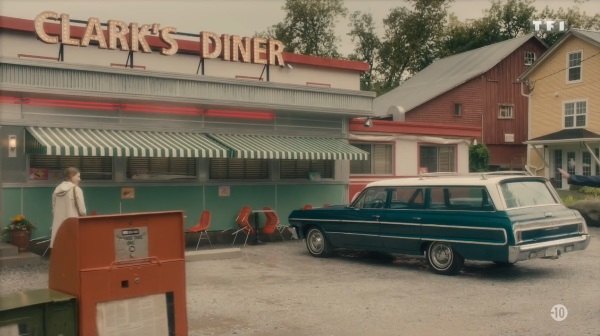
xmin=8 ymin=134 xmax=17 ymax=158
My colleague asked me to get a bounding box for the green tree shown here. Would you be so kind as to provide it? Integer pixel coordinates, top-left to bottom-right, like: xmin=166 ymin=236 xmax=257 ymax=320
xmin=377 ymin=0 xmax=452 ymax=94
xmin=268 ymin=0 xmax=347 ymax=57
xmin=348 ymin=11 xmax=381 ymax=91
xmin=535 ymin=5 xmax=600 ymax=45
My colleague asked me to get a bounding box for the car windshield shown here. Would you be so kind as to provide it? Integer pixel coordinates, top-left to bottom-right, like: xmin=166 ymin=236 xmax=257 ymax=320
xmin=500 ymin=180 xmax=558 ymax=208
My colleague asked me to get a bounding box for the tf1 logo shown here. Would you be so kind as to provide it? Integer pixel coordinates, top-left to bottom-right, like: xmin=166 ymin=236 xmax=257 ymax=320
xmin=532 ymin=20 xmax=567 ymax=32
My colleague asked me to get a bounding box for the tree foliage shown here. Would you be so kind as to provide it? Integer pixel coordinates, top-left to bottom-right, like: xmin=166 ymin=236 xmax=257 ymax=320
xmin=377 ymin=0 xmax=452 ymax=94
xmin=269 ymin=0 xmax=347 ymax=58
xmin=535 ymin=5 xmax=600 ymax=45
xmin=348 ymin=11 xmax=380 ymax=91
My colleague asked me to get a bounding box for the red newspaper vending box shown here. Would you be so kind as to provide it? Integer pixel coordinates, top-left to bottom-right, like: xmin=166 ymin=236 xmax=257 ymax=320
xmin=49 ymin=211 xmax=188 ymax=336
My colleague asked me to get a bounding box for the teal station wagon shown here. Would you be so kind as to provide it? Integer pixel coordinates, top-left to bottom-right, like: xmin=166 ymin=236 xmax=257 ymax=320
xmin=289 ymin=174 xmax=590 ymax=275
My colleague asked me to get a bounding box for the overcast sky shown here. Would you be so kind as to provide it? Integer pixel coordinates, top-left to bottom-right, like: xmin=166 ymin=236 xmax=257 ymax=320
xmin=1 ymin=0 xmax=597 ymax=56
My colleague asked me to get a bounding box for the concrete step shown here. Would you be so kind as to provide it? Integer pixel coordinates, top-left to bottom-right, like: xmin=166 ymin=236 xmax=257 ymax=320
xmin=0 ymin=242 xmax=19 ymax=257
xmin=0 ymin=251 xmax=44 ymax=268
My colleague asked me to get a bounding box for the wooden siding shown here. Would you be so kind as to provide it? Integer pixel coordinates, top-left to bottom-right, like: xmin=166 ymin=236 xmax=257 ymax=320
xmin=527 ymin=37 xmax=600 ymax=139
xmin=487 ymin=144 xmax=527 ymax=169
xmin=405 ymin=37 xmax=547 ymax=168
xmin=483 ymin=39 xmax=547 ymax=145
xmin=404 ymin=76 xmax=484 ymax=128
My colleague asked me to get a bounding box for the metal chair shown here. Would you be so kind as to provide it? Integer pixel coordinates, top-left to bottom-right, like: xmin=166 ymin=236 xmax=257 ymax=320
xmin=186 ymin=210 xmax=212 ymax=250
xmin=231 ymin=206 xmax=253 ymax=247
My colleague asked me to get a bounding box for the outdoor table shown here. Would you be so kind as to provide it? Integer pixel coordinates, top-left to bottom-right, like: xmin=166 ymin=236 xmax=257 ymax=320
xmin=250 ymin=209 xmax=275 ymax=244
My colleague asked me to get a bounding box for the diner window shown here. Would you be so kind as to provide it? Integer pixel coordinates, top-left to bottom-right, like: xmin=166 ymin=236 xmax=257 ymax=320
xmin=498 ymin=105 xmax=514 ymax=119
xmin=567 ymin=51 xmax=582 ymax=82
xmin=429 ymin=186 xmax=493 ymax=211
xmin=350 ymin=143 xmax=393 ymax=175
xmin=524 ymin=51 xmax=536 ymax=66
xmin=454 ymin=103 xmax=462 ymax=117
xmin=419 ymin=145 xmax=455 ymax=173
xmin=564 ymin=101 xmax=586 ymax=128
xmin=280 ymin=160 xmax=333 ymax=179
xmin=128 ymin=157 xmax=197 ymax=180
xmin=209 ymin=158 xmax=269 ymax=179
xmin=29 ymin=155 xmax=113 ymax=180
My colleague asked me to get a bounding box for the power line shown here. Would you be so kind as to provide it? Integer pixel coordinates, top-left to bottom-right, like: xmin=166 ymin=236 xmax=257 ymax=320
xmin=532 ymin=50 xmax=600 ymax=84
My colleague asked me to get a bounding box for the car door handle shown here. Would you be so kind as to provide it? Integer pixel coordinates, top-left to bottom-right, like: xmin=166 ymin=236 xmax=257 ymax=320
xmin=412 ymin=217 xmax=421 ymax=221
xmin=372 ymin=215 xmax=381 ymax=220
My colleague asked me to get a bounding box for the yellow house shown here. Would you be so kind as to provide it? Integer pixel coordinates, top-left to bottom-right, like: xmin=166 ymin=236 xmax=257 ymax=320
xmin=520 ymin=29 xmax=600 ymax=189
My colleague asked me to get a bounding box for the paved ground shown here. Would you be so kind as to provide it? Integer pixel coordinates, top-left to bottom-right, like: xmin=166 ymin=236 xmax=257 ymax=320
xmin=2 ymin=228 xmax=599 ymax=336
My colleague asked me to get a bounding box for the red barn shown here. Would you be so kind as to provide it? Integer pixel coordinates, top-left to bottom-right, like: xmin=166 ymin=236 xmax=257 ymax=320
xmin=374 ymin=34 xmax=547 ymax=170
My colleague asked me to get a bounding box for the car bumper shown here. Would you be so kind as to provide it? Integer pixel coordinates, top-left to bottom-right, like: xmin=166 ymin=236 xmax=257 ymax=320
xmin=508 ymin=234 xmax=591 ymax=263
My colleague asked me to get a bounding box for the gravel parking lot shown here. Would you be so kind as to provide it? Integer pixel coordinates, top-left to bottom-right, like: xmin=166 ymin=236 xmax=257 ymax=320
xmin=2 ymin=228 xmax=599 ymax=336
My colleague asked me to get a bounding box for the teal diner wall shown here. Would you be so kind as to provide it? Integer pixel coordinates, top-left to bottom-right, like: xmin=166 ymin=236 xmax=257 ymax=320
xmin=2 ymin=184 xmax=347 ymax=239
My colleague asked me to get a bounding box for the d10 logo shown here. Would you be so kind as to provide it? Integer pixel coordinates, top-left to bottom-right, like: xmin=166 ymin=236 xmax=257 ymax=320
xmin=532 ymin=20 xmax=567 ymax=32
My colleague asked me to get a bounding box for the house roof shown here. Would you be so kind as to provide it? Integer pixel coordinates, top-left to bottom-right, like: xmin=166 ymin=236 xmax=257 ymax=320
xmin=374 ymin=34 xmax=542 ymax=115
xmin=526 ymin=128 xmax=600 ymax=145
xmin=519 ymin=29 xmax=600 ymax=80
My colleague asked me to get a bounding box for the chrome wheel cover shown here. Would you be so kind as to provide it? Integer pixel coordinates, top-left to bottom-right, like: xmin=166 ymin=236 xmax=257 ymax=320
xmin=307 ymin=229 xmax=324 ymax=254
xmin=429 ymin=243 xmax=453 ymax=270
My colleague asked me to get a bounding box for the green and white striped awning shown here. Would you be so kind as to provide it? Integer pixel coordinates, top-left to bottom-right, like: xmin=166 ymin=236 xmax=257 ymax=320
xmin=26 ymin=127 xmax=229 ymax=158
xmin=209 ymin=134 xmax=369 ymax=160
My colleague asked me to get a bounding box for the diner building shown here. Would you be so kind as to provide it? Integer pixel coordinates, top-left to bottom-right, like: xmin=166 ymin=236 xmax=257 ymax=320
xmin=0 ymin=13 xmax=374 ymax=237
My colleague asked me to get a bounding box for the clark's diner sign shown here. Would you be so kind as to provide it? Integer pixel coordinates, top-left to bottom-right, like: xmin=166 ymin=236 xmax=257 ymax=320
xmin=34 ymin=11 xmax=285 ymax=65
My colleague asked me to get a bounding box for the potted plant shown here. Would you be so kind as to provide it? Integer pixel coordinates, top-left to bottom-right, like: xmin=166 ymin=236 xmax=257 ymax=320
xmin=2 ymin=214 xmax=36 ymax=252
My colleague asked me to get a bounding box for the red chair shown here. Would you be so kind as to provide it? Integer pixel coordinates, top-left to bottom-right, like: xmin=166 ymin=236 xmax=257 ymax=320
xmin=232 ymin=206 xmax=254 ymax=247
xmin=262 ymin=207 xmax=287 ymax=240
xmin=186 ymin=210 xmax=212 ymax=250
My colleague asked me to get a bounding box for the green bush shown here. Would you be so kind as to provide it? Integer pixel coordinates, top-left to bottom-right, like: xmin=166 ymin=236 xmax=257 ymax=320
xmin=469 ymin=144 xmax=489 ymax=172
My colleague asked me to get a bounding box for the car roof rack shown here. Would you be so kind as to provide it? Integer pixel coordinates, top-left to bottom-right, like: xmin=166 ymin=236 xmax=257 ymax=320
xmin=418 ymin=172 xmax=460 ymax=179
xmin=479 ymin=171 xmax=531 ymax=180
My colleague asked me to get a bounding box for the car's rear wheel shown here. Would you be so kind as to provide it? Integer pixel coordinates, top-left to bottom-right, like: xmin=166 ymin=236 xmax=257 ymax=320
xmin=306 ymin=227 xmax=332 ymax=258
xmin=426 ymin=242 xmax=464 ymax=275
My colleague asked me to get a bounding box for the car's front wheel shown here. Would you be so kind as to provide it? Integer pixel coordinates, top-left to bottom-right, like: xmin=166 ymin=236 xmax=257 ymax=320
xmin=426 ymin=242 xmax=464 ymax=275
xmin=305 ymin=227 xmax=332 ymax=258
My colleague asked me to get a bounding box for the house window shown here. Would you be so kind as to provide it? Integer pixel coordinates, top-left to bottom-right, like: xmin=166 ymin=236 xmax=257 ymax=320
xmin=567 ymin=51 xmax=582 ymax=82
xmin=419 ymin=145 xmax=455 ymax=173
xmin=350 ymin=143 xmax=393 ymax=175
xmin=127 ymin=157 xmax=196 ymax=180
xmin=454 ymin=103 xmax=462 ymax=117
xmin=280 ymin=160 xmax=334 ymax=179
xmin=209 ymin=158 xmax=269 ymax=179
xmin=29 ymin=155 xmax=113 ymax=180
xmin=583 ymin=152 xmax=591 ymax=176
xmin=564 ymin=101 xmax=586 ymax=128
xmin=567 ymin=152 xmax=576 ymax=175
xmin=553 ymin=149 xmax=562 ymax=189
xmin=524 ymin=51 xmax=536 ymax=66
xmin=498 ymin=105 xmax=514 ymax=119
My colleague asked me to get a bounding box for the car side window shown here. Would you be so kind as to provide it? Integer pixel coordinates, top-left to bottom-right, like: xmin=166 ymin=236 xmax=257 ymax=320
xmin=389 ymin=187 xmax=424 ymax=209
xmin=353 ymin=188 xmax=388 ymax=209
xmin=429 ymin=186 xmax=494 ymax=211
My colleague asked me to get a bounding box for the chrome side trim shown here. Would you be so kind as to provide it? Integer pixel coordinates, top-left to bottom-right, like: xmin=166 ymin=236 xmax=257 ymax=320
xmin=420 ymin=237 xmax=507 ymax=246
